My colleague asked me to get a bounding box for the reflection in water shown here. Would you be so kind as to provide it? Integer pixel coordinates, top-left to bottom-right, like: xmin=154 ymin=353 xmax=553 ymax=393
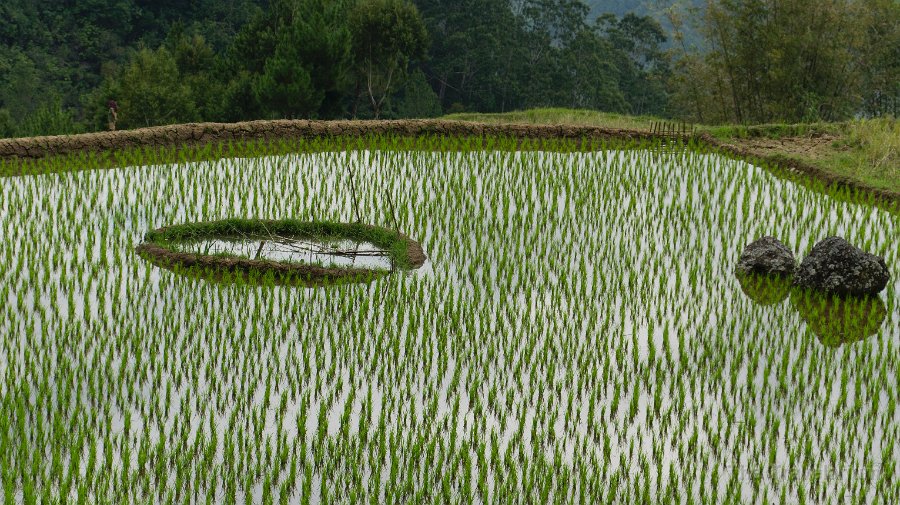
xmin=139 ymin=253 xmax=386 ymax=288
xmin=737 ymin=273 xmax=792 ymax=306
xmin=790 ymin=290 xmax=887 ymax=347
xmin=171 ymin=237 xmax=395 ymax=270
xmin=738 ymin=272 xmax=889 ymax=347
xmin=4 ymin=148 xmax=898 ymax=502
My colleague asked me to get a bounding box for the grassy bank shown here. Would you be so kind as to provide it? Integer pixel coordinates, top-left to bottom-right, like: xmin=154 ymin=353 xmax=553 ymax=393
xmin=444 ymin=108 xmax=661 ymax=130
xmin=448 ymin=108 xmax=899 ymax=194
xmin=705 ymin=119 xmax=899 ymax=193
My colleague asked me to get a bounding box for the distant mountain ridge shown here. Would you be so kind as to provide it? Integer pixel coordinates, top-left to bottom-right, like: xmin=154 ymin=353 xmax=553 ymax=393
xmin=585 ymin=0 xmax=704 ymax=19
xmin=586 ymin=0 xmax=656 ymax=18
xmin=586 ymin=0 xmax=706 ymax=47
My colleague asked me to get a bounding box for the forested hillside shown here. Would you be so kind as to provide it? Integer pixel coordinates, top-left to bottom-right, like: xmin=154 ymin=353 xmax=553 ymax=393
xmin=586 ymin=0 xmax=701 ymax=18
xmin=0 ymin=0 xmax=896 ymax=137
xmin=0 ymin=0 xmax=266 ymax=136
xmin=586 ymin=0 xmax=705 ymax=49
xmin=0 ymin=0 xmax=673 ymax=137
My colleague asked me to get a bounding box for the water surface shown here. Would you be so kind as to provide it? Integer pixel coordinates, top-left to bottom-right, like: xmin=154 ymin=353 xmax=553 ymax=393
xmin=0 ymin=149 xmax=896 ymax=503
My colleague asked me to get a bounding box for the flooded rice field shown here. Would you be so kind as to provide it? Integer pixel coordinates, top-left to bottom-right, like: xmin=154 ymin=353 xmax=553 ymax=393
xmin=0 ymin=146 xmax=897 ymax=503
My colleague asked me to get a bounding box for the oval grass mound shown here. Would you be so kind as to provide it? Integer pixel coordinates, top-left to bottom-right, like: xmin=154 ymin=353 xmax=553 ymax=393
xmin=136 ymin=219 xmax=426 ymax=286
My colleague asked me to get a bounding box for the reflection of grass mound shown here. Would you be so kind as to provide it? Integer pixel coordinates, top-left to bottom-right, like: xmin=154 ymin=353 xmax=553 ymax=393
xmin=143 ymin=258 xmax=385 ymax=288
xmin=737 ymin=273 xmax=792 ymax=306
xmin=790 ymin=290 xmax=887 ymax=347
xmin=136 ymin=219 xmax=426 ymax=286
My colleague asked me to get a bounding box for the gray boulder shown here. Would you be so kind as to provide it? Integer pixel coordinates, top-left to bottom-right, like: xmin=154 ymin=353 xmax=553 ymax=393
xmin=736 ymin=236 xmax=796 ymax=276
xmin=794 ymin=237 xmax=890 ymax=296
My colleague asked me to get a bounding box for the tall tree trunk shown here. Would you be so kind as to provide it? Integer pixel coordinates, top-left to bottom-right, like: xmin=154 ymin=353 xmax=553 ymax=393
xmin=352 ymin=78 xmax=360 ymax=118
xmin=711 ymin=8 xmax=744 ymax=123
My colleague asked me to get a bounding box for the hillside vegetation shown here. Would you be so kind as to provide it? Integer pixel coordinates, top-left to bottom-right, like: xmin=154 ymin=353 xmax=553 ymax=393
xmin=1 ymin=0 xmax=897 ymax=139
xmin=0 ymin=0 xmax=669 ymax=136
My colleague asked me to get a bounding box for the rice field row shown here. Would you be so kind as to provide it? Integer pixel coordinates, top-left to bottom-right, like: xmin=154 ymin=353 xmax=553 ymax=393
xmin=0 ymin=139 xmax=897 ymax=503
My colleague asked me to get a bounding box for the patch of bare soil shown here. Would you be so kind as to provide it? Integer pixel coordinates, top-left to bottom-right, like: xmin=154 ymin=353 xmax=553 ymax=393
xmin=725 ymin=133 xmax=840 ymax=161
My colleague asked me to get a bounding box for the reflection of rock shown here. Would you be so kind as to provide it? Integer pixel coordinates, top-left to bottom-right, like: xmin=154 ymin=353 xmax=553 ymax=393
xmin=794 ymin=237 xmax=890 ymax=296
xmin=737 ymin=273 xmax=792 ymax=306
xmin=790 ymin=290 xmax=887 ymax=347
xmin=736 ymin=236 xmax=796 ymax=276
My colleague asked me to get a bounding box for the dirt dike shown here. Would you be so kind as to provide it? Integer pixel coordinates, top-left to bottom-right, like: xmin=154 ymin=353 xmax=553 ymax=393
xmin=0 ymin=119 xmax=653 ymax=161
xmin=1 ymin=119 xmax=895 ymax=209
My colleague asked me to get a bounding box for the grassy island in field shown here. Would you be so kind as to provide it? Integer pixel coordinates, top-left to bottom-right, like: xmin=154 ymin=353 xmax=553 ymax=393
xmin=135 ymin=218 xmax=427 ymax=286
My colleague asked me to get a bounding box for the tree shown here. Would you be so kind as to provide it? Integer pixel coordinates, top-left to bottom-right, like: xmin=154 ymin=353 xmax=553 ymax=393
xmin=107 ymin=47 xmax=196 ymax=128
xmin=414 ymin=0 xmax=523 ymax=112
xmin=0 ymin=109 xmax=13 ymax=138
xmin=597 ymin=13 xmax=670 ymax=116
xmin=671 ymin=0 xmax=883 ymax=124
xmin=0 ymin=51 xmax=44 ymax=120
xmin=166 ymin=30 xmax=229 ymax=121
xmin=0 ymin=0 xmax=266 ymax=133
xmin=19 ymin=99 xmax=80 ymax=137
xmin=395 ymin=69 xmax=443 ymax=118
xmin=560 ymin=29 xmax=628 ymax=112
xmin=349 ymin=0 xmax=428 ymax=118
xmin=413 ymin=0 xmax=666 ymax=115
xmin=232 ymin=0 xmax=352 ymax=119
xmin=253 ymin=40 xmax=321 ymax=119
xmin=857 ymin=0 xmax=900 ymax=117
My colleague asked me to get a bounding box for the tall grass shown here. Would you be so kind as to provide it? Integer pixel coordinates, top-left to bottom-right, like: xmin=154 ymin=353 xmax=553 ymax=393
xmin=844 ymin=118 xmax=900 ymax=176
xmin=443 ymin=108 xmax=661 ymax=130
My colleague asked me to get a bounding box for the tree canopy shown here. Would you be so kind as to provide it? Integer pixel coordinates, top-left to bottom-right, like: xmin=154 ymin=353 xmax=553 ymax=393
xmin=1 ymin=0 xmax=895 ymax=136
xmin=668 ymin=0 xmax=900 ymax=123
xmin=349 ymin=0 xmax=429 ymax=118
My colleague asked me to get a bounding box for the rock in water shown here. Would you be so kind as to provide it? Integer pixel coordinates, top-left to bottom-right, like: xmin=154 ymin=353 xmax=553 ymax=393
xmin=736 ymin=236 xmax=796 ymax=276
xmin=794 ymin=237 xmax=890 ymax=296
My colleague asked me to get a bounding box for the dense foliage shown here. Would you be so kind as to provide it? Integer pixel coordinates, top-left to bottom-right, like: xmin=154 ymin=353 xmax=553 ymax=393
xmin=0 ymin=0 xmax=897 ymax=136
xmin=0 ymin=0 xmax=669 ymax=136
xmin=0 ymin=0 xmax=266 ymax=136
xmin=668 ymin=0 xmax=900 ymax=123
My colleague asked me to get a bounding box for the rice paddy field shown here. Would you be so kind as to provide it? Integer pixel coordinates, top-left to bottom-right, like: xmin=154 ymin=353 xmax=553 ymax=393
xmin=0 ymin=137 xmax=897 ymax=504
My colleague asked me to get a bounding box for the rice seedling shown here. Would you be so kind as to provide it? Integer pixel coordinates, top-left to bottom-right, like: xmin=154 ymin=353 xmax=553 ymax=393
xmin=0 ymin=135 xmax=897 ymax=503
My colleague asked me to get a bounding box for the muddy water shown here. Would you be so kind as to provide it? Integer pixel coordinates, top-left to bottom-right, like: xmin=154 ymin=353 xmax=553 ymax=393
xmin=0 ymin=149 xmax=897 ymax=504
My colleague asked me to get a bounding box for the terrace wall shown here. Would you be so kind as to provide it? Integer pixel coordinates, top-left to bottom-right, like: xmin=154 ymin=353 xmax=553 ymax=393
xmin=0 ymin=119 xmax=653 ymax=160
xmin=0 ymin=119 xmax=896 ymax=208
